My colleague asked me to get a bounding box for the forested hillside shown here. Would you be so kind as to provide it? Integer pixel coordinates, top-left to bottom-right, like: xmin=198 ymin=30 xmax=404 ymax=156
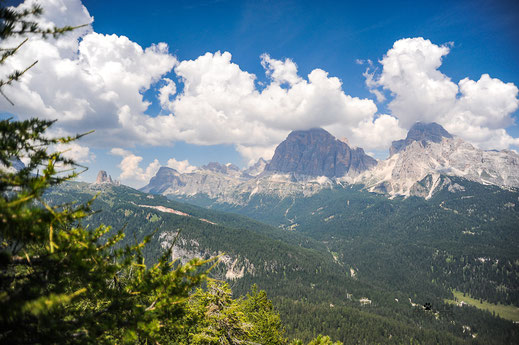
xmin=172 ymin=176 xmax=519 ymax=309
xmin=45 ymin=180 xmax=519 ymax=344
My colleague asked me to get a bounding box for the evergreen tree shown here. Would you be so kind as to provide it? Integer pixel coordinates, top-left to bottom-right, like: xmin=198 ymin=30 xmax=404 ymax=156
xmin=0 ymin=118 xmax=213 ymax=344
xmin=0 ymin=3 xmax=210 ymax=343
xmin=0 ymin=3 xmax=345 ymax=344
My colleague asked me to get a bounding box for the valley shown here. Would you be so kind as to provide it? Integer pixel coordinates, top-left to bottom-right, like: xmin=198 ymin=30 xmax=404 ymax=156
xmin=41 ymin=122 xmax=519 ymax=343
xmin=45 ymin=184 xmax=518 ymax=341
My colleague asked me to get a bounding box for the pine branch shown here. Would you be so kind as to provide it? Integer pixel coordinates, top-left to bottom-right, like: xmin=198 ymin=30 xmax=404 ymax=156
xmin=0 ymin=60 xmax=37 ymax=105
xmin=0 ymin=37 xmax=28 ymax=64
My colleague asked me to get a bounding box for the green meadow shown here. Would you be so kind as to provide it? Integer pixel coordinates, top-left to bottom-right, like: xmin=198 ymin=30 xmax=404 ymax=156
xmin=445 ymin=289 xmax=519 ymax=322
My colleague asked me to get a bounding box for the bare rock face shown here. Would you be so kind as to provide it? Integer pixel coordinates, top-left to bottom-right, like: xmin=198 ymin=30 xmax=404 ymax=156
xmin=201 ymin=162 xmax=241 ymax=176
xmin=94 ymin=170 xmax=119 ymax=185
xmin=140 ymin=167 xmax=184 ymax=194
xmin=265 ymin=128 xmax=377 ymax=178
xmin=359 ymin=123 xmax=519 ymax=198
xmin=95 ymin=170 xmax=113 ymax=184
xmin=244 ymin=158 xmax=268 ymax=177
xmin=390 ymin=122 xmax=452 ymax=156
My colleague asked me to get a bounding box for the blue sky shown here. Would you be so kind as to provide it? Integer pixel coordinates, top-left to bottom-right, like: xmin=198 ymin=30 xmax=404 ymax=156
xmin=2 ymin=0 xmax=519 ymax=187
xmin=83 ymin=0 xmax=519 ymax=98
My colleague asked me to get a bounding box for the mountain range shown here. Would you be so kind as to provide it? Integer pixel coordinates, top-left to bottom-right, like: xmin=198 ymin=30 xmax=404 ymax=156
xmin=141 ymin=122 xmax=519 ymax=203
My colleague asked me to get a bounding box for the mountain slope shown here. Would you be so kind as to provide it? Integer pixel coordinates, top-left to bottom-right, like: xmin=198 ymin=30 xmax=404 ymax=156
xmin=143 ymin=123 xmax=519 ymax=204
xmin=140 ymin=128 xmax=377 ymax=204
xmin=132 ymin=123 xmax=519 ymax=343
xmin=46 ymin=181 xmax=519 ymax=344
xmin=172 ymin=175 xmax=519 ymax=306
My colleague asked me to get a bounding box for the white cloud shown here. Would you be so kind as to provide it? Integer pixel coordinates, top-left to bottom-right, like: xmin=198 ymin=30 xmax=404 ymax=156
xmin=0 ymin=0 xmax=408 ymax=163
xmin=168 ymin=51 xmax=393 ymax=162
xmin=158 ymin=78 xmax=177 ymax=112
xmin=235 ymin=144 xmax=277 ymax=166
xmin=3 ymin=2 xmax=517 ymax=165
xmin=55 ymin=142 xmax=95 ymax=163
xmin=261 ymin=53 xmax=302 ymax=86
xmin=363 ymin=68 xmax=385 ymax=102
xmin=346 ymin=114 xmax=406 ymax=150
xmin=110 ymin=148 xmax=160 ymax=188
xmin=166 ymin=158 xmax=196 ymax=173
xmin=0 ymin=0 xmax=177 ymax=148
xmin=369 ymin=37 xmax=519 ymax=149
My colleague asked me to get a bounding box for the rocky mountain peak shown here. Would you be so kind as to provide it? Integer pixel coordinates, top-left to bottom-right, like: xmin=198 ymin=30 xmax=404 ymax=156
xmin=390 ymin=122 xmax=453 ymax=156
xmin=244 ymin=158 xmax=269 ymax=177
xmin=361 ymin=134 xmax=519 ymax=198
xmin=95 ymin=170 xmax=114 ymax=184
xmin=156 ymin=166 xmax=180 ymax=176
xmin=140 ymin=167 xmax=184 ymax=194
xmin=265 ymin=128 xmax=377 ymax=178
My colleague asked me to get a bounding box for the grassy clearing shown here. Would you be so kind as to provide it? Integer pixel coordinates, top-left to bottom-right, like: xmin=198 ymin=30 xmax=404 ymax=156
xmin=444 ymin=289 xmax=519 ymax=322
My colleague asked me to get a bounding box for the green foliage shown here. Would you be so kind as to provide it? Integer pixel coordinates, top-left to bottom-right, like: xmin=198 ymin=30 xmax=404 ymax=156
xmin=242 ymin=285 xmax=287 ymax=344
xmin=307 ymin=335 xmax=342 ymax=345
xmin=175 ymin=281 xmax=342 ymax=345
xmin=187 ymin=281 xmax=256 ymax=344
xmin=48 ymin=181 xmax=518 ymax=345
xmin=0 ymin=118 xmax=211 ymax=344
xmin=0 ymin=118 xmax=343 ymax=344
xmin=0 ymin=3 xmax=344 ymax=344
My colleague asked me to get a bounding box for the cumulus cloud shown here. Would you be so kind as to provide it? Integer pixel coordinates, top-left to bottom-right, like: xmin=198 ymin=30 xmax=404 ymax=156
xmin=3 ymin=2 xmax=517 ymax=166
xmin=261 ymin=54 xmax=302 ymax=86
xmin=0 ymin=0 xmax=406 ymax=164
xmin=110 ymin=148 xmax=160 ymax=187
xmin=363 ymin=69 xmax=385 ymax=103
xmin=0 ymin=0 xmax=177 ymax=148
xmin=158 ymin=78 xmax=177 ymax=112
xmin=236 ymin=144 xmax=278 ymax=166
xmin=167 ymin=51 xmax=397 ymax=162
xmin=2 ymin=0 xmax=402 ymax=165
xmin=55 ymin=142 xmax=95 ymax=163
xmin=367 ymin=37 xmax=519 ymax=149
xmin=166 ymin=158 xmax=196 ymax=173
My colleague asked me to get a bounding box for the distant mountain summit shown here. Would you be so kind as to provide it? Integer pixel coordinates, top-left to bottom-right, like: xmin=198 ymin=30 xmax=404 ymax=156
xmin=390 ymin=122 xmax=453 ymax=156
xmin=94 ymin=170 xmax=119 ymax=185
xmin=142 ymin=167 xmax=184 ymax=194
xmin=202 ymin=162 xmax=240 ymax=174
xmin=359 ymin=122 xmax=519 ymax=197
xmin=266 ymin=128 xmax=377 ymax=178
xmin=244 ymin=158 xmax=269 ymax=177
xmin=140 ymin=128 xmax=377 ymax=204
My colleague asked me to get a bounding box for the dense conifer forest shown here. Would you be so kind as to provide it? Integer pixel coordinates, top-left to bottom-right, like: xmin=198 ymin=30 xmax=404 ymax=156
xmin=43 ymin=179 xmax=519 ymax=344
